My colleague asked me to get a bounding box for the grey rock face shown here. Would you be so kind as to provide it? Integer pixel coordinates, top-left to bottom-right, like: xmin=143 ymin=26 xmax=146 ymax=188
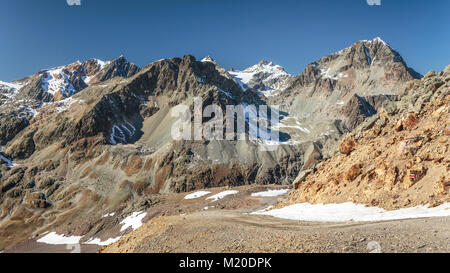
xmin=0 ymin=113 xmax=29 ymax=145
xmin=90 ymin=56 xmax=141 ymax=84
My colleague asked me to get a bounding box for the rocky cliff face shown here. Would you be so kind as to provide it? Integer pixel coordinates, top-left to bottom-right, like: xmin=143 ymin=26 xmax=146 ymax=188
xmin=281 ymin=66 xmax=449 ymax=210
xmin=88 ymin=56 xmax=141 ymax=85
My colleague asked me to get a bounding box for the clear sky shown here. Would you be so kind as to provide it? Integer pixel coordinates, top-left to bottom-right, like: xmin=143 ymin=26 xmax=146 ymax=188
xmin=1 ymin=0 xmax=449 ymax=81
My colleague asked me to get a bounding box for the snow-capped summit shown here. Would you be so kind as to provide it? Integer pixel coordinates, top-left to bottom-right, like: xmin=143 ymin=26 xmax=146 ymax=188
xmin=199 ymin=55 xmax=237 ymax=81
xmin=361 ymin=37 xmax=388 ymax=45
xmin=201 ymin=56 xmax=215 ymax=63
xmin=37 ymin=58 xmax=112 ymax=100
xmin=15 ymin=56 xmax=141 ymax=101
xmin=0 ymin=80 xmax=25 ymax=96
xmin=0 ymin=56 xmax=141 ymax=134
xmin=0 ymin=80 xmax=24 ymax=90
xmin=228 ymin=60 xmax=292 ymax=96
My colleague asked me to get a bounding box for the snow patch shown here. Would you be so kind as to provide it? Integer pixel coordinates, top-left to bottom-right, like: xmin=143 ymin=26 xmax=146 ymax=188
xmin=120 ymin=212 xmax=147 ymax=232
xmin=0 ymin=80 xmax=24 ymax=91
xmin=37 ymin=232 xmax=82 ymax=245
xmin=184 ymin=191 xmax=211 ymax=200
xmin=102 ymin=212 xmax=115 ymax=218
xmin=320 ymin=67 xmax=345 ymax=80
xmin=41 ymin=67 xmax=76 ymax=97
xmin=83 ymin=75 xmax=94 ymax=84
xmin=45 ymin=97 xmax=79 ymax=113
xmin=84 ymin=236 xmax=121 ymax=246
xmin=272 ymin=117 xmax=311 ymax=134
xmin=254 ymin=202 xmax=450 ymax=222
xmin=206 ymin=190 xmax=239 ymax=202
xmin=201 ymin=56 xmax=215 ymax=63
xmin=251 ymin=189 xmax=289 ymax=197
xmin=94 ymin=58 xmax=108 ymax=70
xmin=109 ymin=122 xmax=136 ymax=145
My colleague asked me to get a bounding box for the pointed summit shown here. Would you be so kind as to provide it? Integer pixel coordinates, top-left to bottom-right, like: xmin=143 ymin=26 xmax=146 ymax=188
xmin=372 ymin=37 xmax=388 ymax=45
xmin=201 ymin=56 xmax=215 ymax=63
xmin=115 ymin=55 xmax=126 ymax=61
xmin=283 ymin=38 xmax=422 ymax=122
xmin=360 ymin=37 xmax=389 ymax=46
xmin=258 ymin=59 xmax=272 ymax=66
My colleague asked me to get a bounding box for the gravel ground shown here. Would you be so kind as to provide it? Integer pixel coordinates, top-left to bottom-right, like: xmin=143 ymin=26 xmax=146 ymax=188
xmin=5 ymin=185 xmax=450 ymax=253
xmin=103 ymin=209 xmax=450 ymax=253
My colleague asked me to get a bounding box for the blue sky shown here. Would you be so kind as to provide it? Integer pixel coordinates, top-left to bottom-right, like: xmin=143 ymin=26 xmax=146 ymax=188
xmin=1 ymin=0 xmax=449 ymax=81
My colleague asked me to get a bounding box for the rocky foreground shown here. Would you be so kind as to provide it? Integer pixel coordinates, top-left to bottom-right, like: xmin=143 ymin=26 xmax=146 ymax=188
xmin=5 ymin=184 xmax=449 ymax=253
xmin=100 ymin=188 xmax=450 ymax=253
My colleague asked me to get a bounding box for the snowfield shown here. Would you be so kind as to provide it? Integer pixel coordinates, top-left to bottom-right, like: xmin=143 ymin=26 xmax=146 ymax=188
xmin=184 ymin=191 xmax=212 ymax=200
xmin=120 ymin=211 xmax=147 ymax=232
xmin=37 ymin=232 xmax=83 ymax=245
xmin=41 ymin=67 xmax=76 ymax=97
xmin=102 ymin=212 xmax=115 ymax=218
xmin=37 ymin=232 xmax=121 ymax=246
xmin=0 ymin=80 xmax=24 ymax=91
xmin=85 ymin=236 xmax=122 ymax=246
xmin=206 ymin=190 xmax=239 ymax=202
xmin=251 ymin=189 xmax=289 ymax=197
xmin=253 ymin=202 xmax=450 ymax=222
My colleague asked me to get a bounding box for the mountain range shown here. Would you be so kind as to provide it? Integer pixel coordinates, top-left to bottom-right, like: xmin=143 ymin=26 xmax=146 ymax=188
xmin=0 ymin=37 xmax=436 ymax=249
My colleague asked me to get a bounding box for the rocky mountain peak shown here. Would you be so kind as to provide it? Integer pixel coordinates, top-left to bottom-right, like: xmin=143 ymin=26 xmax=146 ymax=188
xmin=286 ymin=38 xmax=421 ymax=97
xmin=249 ymin=60 xmax=286 ymax=73
xmin=201 ymin=56 xmax=215 ymax=63
xmin=15 ymin=56 xmax=141 ymax=101
xmin=90 ymin=55 xmax=140 ymax=85
xmin=257 ymin=59 xmax=272 ymax=66
xmin=228 ymin=60 xmax=292 ymax=96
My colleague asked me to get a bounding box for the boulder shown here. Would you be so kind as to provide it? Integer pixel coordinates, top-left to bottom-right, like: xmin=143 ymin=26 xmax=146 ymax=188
xmin=345 ymin=164 xmax=361 ymax=182
xmin=293 ymin=169 xmax=313 ymax=189
xmin=339 ymin=137 xmax=356 ymax=155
